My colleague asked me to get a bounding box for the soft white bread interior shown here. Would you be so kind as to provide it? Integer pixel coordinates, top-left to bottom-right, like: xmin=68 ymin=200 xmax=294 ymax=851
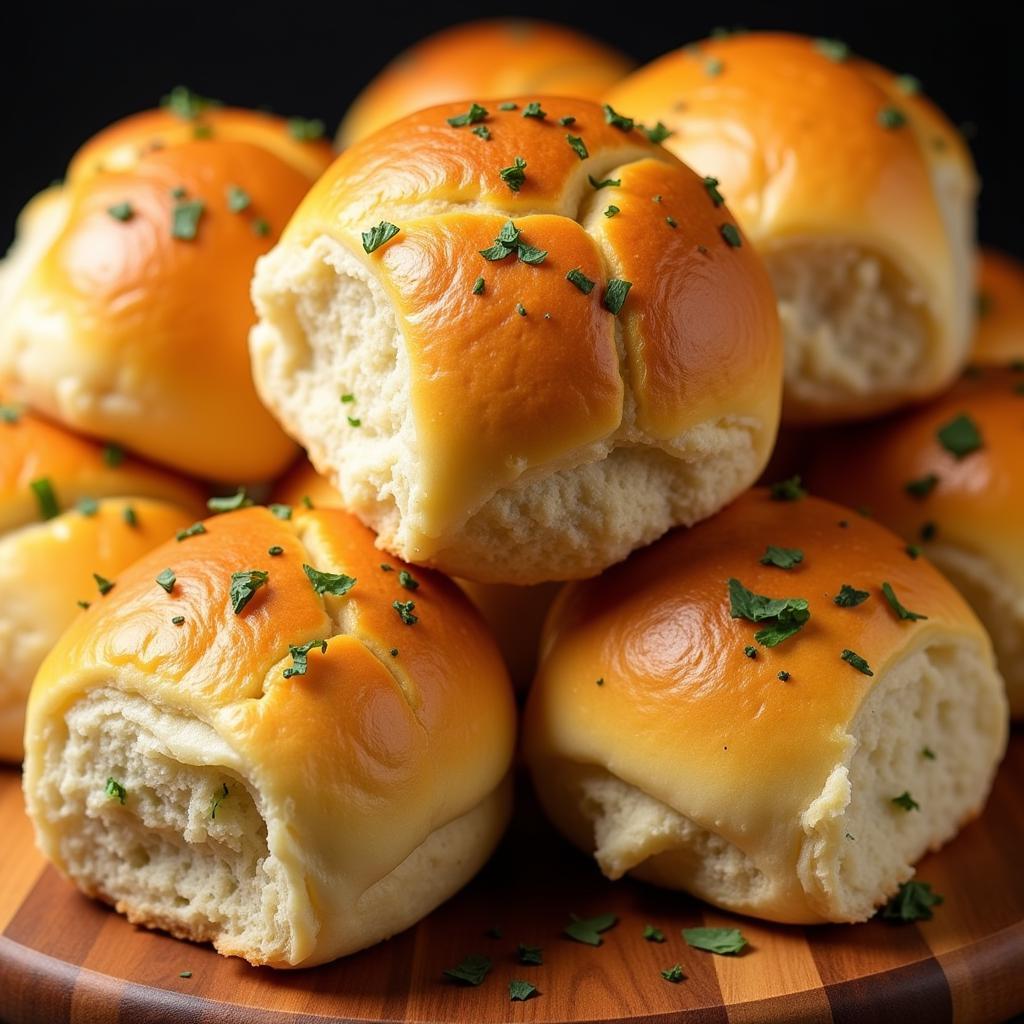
xmin=524 ymin=489 xmax=1008 ymax=922
xmin=806 ymin=367 xmax=1024 ymax=717
xmin=24 ymin=506 xmax=516 ymax=966
xmin=250 ymin=97 xmax=782 ymax=584
xmin=605 ymin=32 xmax=978 ymax=423
xmin=0 ymin=407 xmax=204 ymax=761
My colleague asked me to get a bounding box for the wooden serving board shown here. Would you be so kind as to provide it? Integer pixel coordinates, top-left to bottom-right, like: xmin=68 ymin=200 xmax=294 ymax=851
xmin=1 ymin=737 xmax=1023 ymax=1024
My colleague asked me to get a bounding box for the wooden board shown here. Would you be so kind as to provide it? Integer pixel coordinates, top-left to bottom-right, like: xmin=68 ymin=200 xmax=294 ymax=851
xmin=1 ymin=736 xmax=1023 ymax=1024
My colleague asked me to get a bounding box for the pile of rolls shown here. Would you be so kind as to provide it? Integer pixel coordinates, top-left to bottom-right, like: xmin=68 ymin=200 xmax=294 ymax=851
xmin=2 ymin=20 xmax=1016 ymax=969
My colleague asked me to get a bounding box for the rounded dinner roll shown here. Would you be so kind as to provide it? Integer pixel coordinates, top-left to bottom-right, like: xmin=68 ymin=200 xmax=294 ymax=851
xmin=251 ymin=98 xmax=782 ymax=584
xmin=0 ymin=96 xmax=333 ymax=481
xmin=805 ymin=367 xmax=1024 ymax=717
xmin=523 ymin=489 xmax=1008 ymax=924
xmin=24 ymin=505 xmax=516 ymax=967
xmin=606 ymin=32 xmax=978 ymax=423
xmin=337 ymin=19 xmax=633 ymax=147
xmin=0 ymin=406 xmax=204 ymax=760
xmin=972 ymin=248 xmax=1024 ymax=365
xmin=273 ymin=458 xmax=558 ymax=689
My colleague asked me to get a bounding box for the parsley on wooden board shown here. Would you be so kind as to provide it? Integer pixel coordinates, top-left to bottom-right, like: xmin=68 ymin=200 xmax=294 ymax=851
xmin=682 ymin=927 xmax=747 ymax=955
xmin=564 ymin=912 xmax=617 ymax=946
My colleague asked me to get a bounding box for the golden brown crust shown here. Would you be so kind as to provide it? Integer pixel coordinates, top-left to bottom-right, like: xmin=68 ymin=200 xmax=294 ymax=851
xmin=338 ymin=19 xmax=633 ymax=146
xmin=525 ymin=488 xmax=988 ymax=845
xmin=0 ymin=408 xmax=205 ymax=532
xmin=973 ymin=249 xmax=1024 ymax=365
xmin=1 ymin=108 xmax=333 ymax=481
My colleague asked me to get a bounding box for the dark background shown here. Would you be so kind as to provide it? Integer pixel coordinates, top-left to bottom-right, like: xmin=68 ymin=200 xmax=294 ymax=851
xmin=2 ymin=4 xmax=1022 ymax=256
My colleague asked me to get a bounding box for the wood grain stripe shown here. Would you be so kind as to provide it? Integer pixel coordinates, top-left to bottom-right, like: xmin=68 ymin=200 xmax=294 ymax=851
xmin=0 ymin=768 xmax=41 ymax=932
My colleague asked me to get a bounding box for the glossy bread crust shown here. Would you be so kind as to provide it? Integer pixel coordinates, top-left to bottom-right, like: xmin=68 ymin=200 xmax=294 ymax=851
xmin=973 ymin=249 xmax=1024 ymax=365
xmin=338 ymin=19 xmax=633 ymax=146
xmin=0 ymin=108 xmax=333 ymax=481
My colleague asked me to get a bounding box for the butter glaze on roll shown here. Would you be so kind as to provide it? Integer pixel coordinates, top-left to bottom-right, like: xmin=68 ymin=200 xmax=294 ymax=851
xmin=806 ymin=367 xmax=1024 ymax=717
xmin=0 ymin=100 xmax=333 ymax=481
xmin=24 ymin=506 xmax=516 ymax=967
xmin=251 ymin=98 xmax=783 ymax=583
xmin=0 ymin=406 xmax=204 ymax=760
xmin=337 ymin=19 xmax=633 ymax=147
xmin=972 ymin=248 xmax=1024 ymax=365
xmin=524 ymin=489 xmax=1008 ymax=923
xmin=606 ymin=32 xmax=978 ymax=423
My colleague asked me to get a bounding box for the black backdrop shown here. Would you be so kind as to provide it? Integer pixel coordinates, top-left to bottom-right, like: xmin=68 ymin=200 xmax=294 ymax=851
xmin=2 ymin=3 xmax=1022 ymax=257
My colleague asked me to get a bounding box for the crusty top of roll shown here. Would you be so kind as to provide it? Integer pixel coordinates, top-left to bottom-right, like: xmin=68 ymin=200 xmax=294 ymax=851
xmin=277 ymin=97 xmax=781 ymax=549
xmin=973 ymin=249 xmax=1024 ymax=365
xmin=0 ymin=103 xmax=333 ymax=482
xmin=28 ymin=505 xmax=515 ymax=850
xmin=338 ymin=19 xmax=633 ymax=146
xmin=0 ymin=406 xmax=204 ymax=533
xmin=804 ymin=368 xmax=1024 ymax=577
xmin=526 ymin=488 xmax=989 ymax=847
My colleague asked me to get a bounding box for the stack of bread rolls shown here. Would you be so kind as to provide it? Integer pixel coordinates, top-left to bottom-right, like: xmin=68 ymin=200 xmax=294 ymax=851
xmin=4 ymin=24 xmax=1015 ymax=972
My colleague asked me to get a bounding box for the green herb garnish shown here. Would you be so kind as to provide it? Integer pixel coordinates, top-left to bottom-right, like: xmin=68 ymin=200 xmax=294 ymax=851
xmin=176 ymin=522 xmax=207 ymax=541
xmin=31 ymin=477 xmax=59 ymax=520
xmin=744 ymin=645 xmax=757 ymax=658
xmin=769 ymin=476 xmax=806 ymax=501
xmin=362 ymin=221 xmax=400 ymax=253
xmin=268 ymin=503 xmax=292 ymax=520
xmin=643 ymin=924 xmax=665 ymax=942
xmin=509 ymin=980 xmax=537 ymax=1001
xmin=443 ymin=954 xmax=491 ymax=986
xmin=517 ymin=943 xmax=543 ymax=964
xmin=123 ymin=505 xmax=137 ymax=527
xmin=566 ymin=267 xmax=596 ymax=294
xmin=559 ymin=115 xmax=576 ymax=126
xmin=682 ymin=927 xmax=746 ymax=955
xmin=703 ymin=176 xmax=725 ymax=206
xmin=882 ymin=880 xmax=942 ymax=922
xmin=107 ymin=202 xmax=134 ymax=222
xmin=841 ymin=649 xmax=874 ymax=676
xmin=891 ymin=791 xmax=920 ymax=812
xmin=472 ymin=125 xmax=491 ymax=141
xmin=922 ymin=747 xmax=936 ymax=759
xmin=93 ymin=573 xmax=115 ymax=596
xmin=834 ymin=584 xmax=869 ymax=607
xmin=156 ymin=568 xmax=176 ymax=593
xmin=207 ymin=487 xmax=253 ymax=513
xmin=645 ymin=121 xmax=672 ymax=143
xmin=588 ymin=175 xmax=620 ymax=190
xmin=226 ymin=185 xmax=251 ymax=212
xmin=499 ymin=155 xmax=528 ymax=192
xmin=937 ymin=414 xmax=982 ymax=458
xmin=878 ymin=106 xmax=907 ymax=129
xmin=102 ymin=443 xmax=124 ymax=466
xmin=566 ymin=134 xmax=589 ymax=159
xmin=161 ymin=86 xmax=219 ymax=120
xmin=229 ymin=569 xmax=268 ymax=613
xmin=728 ymin=578 xmax=810 ymax=647
xmin=283 ymin=638 xmax=328 ymax=678
xmin=564 ymin=912 xmax=617 ymax=946
xmin=252 ymin=218 xmax=270 ymax=237
xmin=498 ymin=102 xmax=518 ymax=111
xmin=522 ymin=101 xmax=546 ymax=119
xmin=881 ymin=582 xmax=928 ymax=621
xmin=302 ymin=564 xmax=356 ymax=596
xmin=603 ymin=279 xmax=632 ymax=315
xmin=814 ymin=37 xmax=850 ymax=61
xmin=287 ymin=117 xmax=325 ymax=141
xmin=896 ymin=74 xmax=922 ymax=95
xmin=666 ymin=216 xmax=678 ymax=228
xmin=0 ymin=403 xmax=20 ymax=423
xmin=76 ymin=497 xmax=99 ymax=517
xmin=778 ymin=671 xmax=791 ymax=681
xmin=760 ymin=545 xmax=803 ymax=570
xmin=472 ymin=276 xmax=485 ymax=294
xmin=705 ymin=57 xmax=724 ymax=75
xmin=906 ymin=474 xmax=939 ymax=499
xmin=172 ymin=615 xmax=185 ymax=625
xmin=604 ymin=205 xmax=620 ymax=217
xmin=447 ymin=103 xmax=488 ymax=127
xmin=210 ymin=782 xmax=229 ymax=818
xmin=602 ymin=103 xmax=634 ymax=131
xmin=105 ymin=778 xmax=127 ymax=804
xmin=398 ymin=569 xmax=419 ymax=591
xmin=393 ymin=600 xmax=418 ymax=625
xmin=171 ymin=199 xmax=205 ymax=241
xmin=661 ymin=964 xmax=685 ymax=983
xmin=720 ymin=223 xmax=742 ymax=247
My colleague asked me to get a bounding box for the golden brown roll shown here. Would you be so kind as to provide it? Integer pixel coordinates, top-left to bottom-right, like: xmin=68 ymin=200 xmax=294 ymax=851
xmin=24 ymin=505 xmax=516 ymax=967
xmin=252 ymin=98 xmax=782 ymax=584
xmin=972 ymin=248 xmax=1024 ymax=365
xmin=0 ymin=94 xmax=334 ymax=481
xmin=337 ymin=19 xmax=633 ymax=147
xmin=524 ymin=489 xmax=1007 ymax=923
xmin=272 ymin=458 xmax=558 ymax=690
xmin=0 ymin=406 xmax=204 ymax=760
xmin=606 ymin=32 xmax=978 ymax=423
xmin=805 ymin=367 xmax=1024 ymax=716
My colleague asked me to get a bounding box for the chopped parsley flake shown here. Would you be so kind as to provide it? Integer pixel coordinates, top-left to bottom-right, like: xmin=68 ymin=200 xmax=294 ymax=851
xmin=207 ymin=487 xmax=253 ymax=513
xmin=603 ymin=278 xmax=632 ymax=315
xmin=302 ymin=564 xmax=356 ymax=596
xmin=728 ymin=578 xmax=810 ymax=647
xmin=744 ymin=645 xmax=757 ymax=659
xmin=841 ymin=649 xmax=874 ymax=676
xmin=559 ymin=115 xmax=576 ymax=126
xmin=210 ymin=782 xmax=229 ymax=818
xmin=645 ymin=121 xmax=672 ymax=143
xmin=283 ymin=638 xmax=328 ymax=678
xmin=122 ymin=505 xmax=138 ymax=527
xmin=393 ymin=600 xmax=418 ymax=625
xmin=906 ymin=544 xmax=921 ymax=560
xmin=566 ymin=134 xmax=589 ymax=159
xmin=814 ymin=37 xmax=850 ymax=61
xmin=643 ymin=924 xmax=666 ymax=942
xmin=0 ymin=403 xmax=20 ymax=423
xmin=906 ymin=473 xmax=939 ymax=499
xmin=347 ymin=416 xmax=361 ymax=427
xmin=509 ymin=980 xmax=537 ymax=1002
xmin=516 ymin=303 xmax=527 ymax=317
xmin=881 ymin=581 xmax=928 ymax=622
xmin=703 ymin=176 xmax=725 ymax=206
xmin=176 ymin=522 xmax=207 ymax=541
xmin=937 ymin=414 xmax=982 ymax=458
xmin=156 ymin=568 xmax=176 ymax=593
xmin=498 ymin=102 xmax=518 ymax=111
xmin=666 ymin=216 xmax=678 ymax=228
xmin=566 ymin=267 xmax=595 ymax=294
xmin=499 ymin=155 xmax=528 ymax=192
xmin=760 ymin=545 xmax=803 ymax=570
xmin=517 ymin=943 xmax=543 ymax=964
xmin=472 ymin=276 xmax=485 ymax=294
xmin=102 ymin=443 xmax=124 ymax=466
xmin=361 ymin=221 xmax=400 ymax=254
xmin=31 ymin=477 xmax=59 ymax=520
xmin=171 ymin=199 xmax=205 ymax=241
xmin=268 ymin=545 xmax=284 ymax=556
xmin=443 ymin=954 xmax=491 ymax=986
xmin=107 ymin=202 xmax=134 ymax=221
xmin=588 ymin=174 xmax=620 ymax=190
xmin=287 ymin=117 xmax=325 ymax=140
xmin=172 ymin=615 xmax=185 ymax=625
xmin=93 ymin=573 xmax=115 ymax=596
xmin=161 ymin=86 xmax=219 ymax=120
xmin=226 ymin=185 xmax=251 ymax=212
xmin=896 ymin=74 xmax=922 ymax=95
xmin=252 ymin=218 xmax=270 ymax=237
xmin=105 ymin=778 xmax=127 ymax=804
xmin=683 ymin=926 xmax=746 ymax=955
xmin=564 ymin=912 xmax=617 ymax=946
xmin=891 ymin=791 xmax=920 ymax=812
xmin=229 ymin=570 xmax=268 ymax=613
xmin=471 ymin=125 xmax=491 ymax=141
xmin=77 ymin=497 xmax=99 ymax=517
xmin=778 ymin=670 xmax=791 ymax=681
xmin=602 ymin=104 xmax=634 ymax=131
xmin=604 ymin=205 xmax=620 ymax=217
xmin=705 ymin=57 xmax=724 ymax=75
xmin=834 ymin=584 xmax=869 ymax=607
xmin=268 ymin=503 xmax=292 ymax=520
xmin=447 ymin=103 xmax=488 ymax=127
xmin=769 ymin=476 xmax=807 ymax=501
xmin=720 ymin=223 xmax=742 ymax=247
xmin=878 ymin=106 xmax=908 ymax=129
xmin=398 ymin=569 xmax=419 ymax=591
xmin=882 ymin=880 xmax=942 ymax=922
xmin=922 ymin=747 xmax=936 ymax=760
xmin=522 ymin=101 xmax=546 ymax=119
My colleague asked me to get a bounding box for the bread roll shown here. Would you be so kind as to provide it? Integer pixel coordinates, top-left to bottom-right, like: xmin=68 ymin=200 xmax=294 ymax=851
xmin=24 ymin=505 xmax=516 ymax=967
xmin=338 ymin=19 xmax=633 ymax=147
xmin=805 ymin=367 xmax=1024 ymax=716
xmin=972 ymin=248 xmax=1024 ymax=365
xmin=252 ymin=98 xmax=782 ymax=583
xmin=0 ymin=97 xmax=333 ymax=481
xmin=606 ymin=32 xmax=977 ymax=423
xmin=0 ymin=406 xmax=204 ymax=760
xmin=273 ymin=458 xmax=558 ymax=689
xmin=524 ymin=489 xmax=1007 ymax=923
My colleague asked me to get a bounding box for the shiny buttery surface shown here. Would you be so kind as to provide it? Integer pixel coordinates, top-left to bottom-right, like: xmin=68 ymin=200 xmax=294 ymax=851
xmin=973 ymin=248 xmax=1024 ymax=364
